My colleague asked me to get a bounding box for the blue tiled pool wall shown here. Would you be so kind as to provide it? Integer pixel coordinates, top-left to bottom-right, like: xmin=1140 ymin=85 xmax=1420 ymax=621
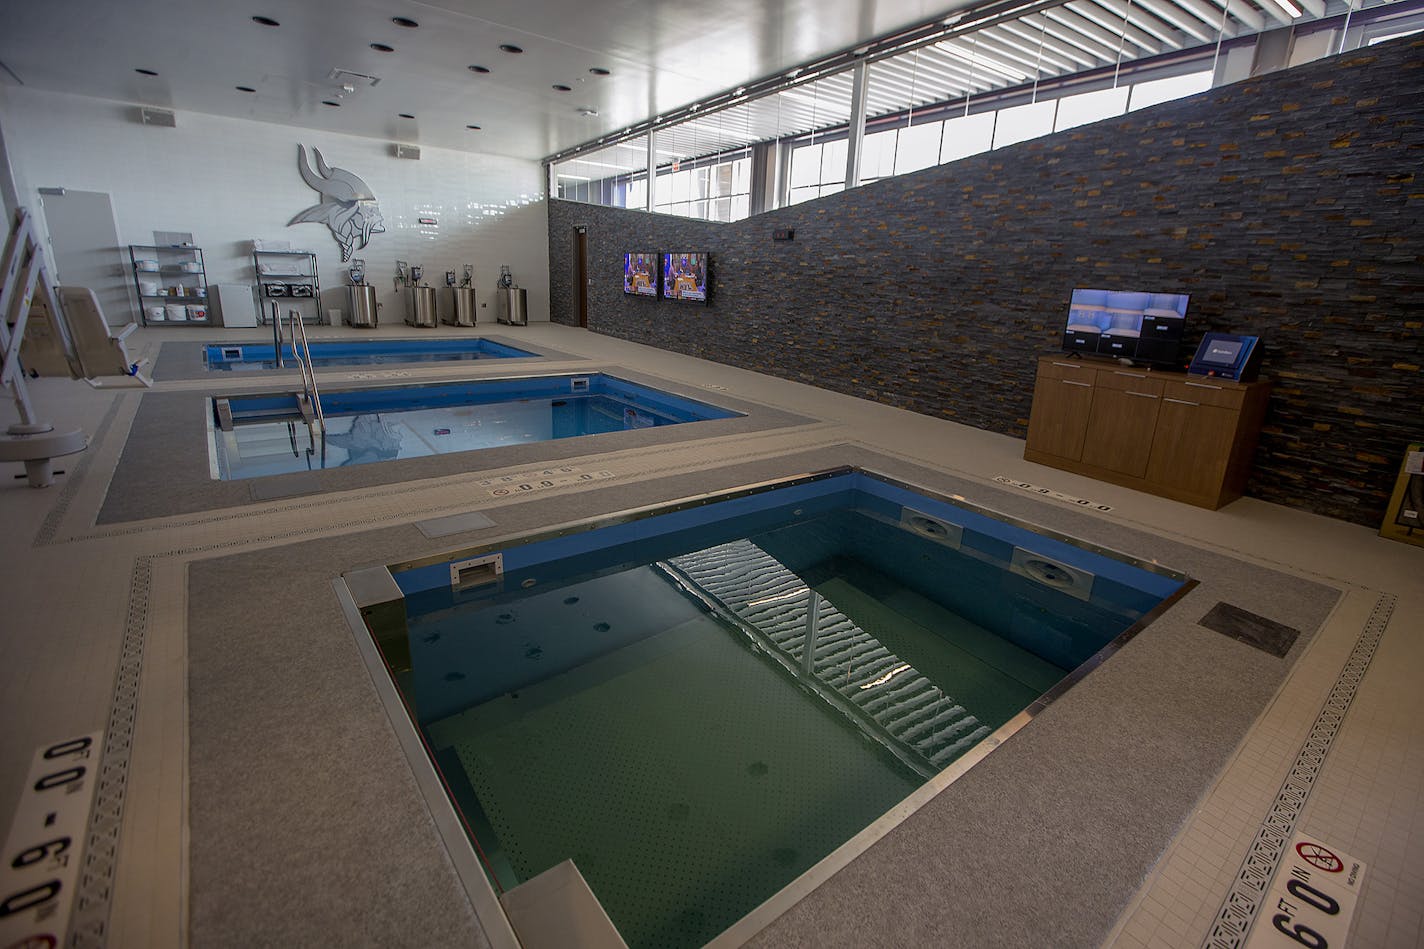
xmin=397 ymin=472 xmax=1186 ymax=724
xmin=753 ymin=508 xmax=1143 ymax=673
xmin=203 ymin=336 xmax=537 ymax=368
xmin=219 ymin=373 xmax=742 ymax=427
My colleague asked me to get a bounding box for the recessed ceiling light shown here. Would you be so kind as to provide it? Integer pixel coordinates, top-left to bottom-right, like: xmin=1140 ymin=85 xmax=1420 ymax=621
xmin=392 ymin=16 xmax=418 ymax=28
xmin=236 ymin=85 xmax=256 ymax=93
xmin=251 ymin=15 xmax=279 ymax=26
xmin=499 ymin=44 xmax=523 ymax=54
xmin=577 ymin=107 xmax=598 ymax=116
xmin=466 ymin=124 xmax=482 ymax=130
xmin=552 ymin=84 xmax=572 ymax=92
xmin=135 ymin=68 xmax=159 ymax=76
xmin=398 ymin=112 xmax=415 ymax=119
xmin=589 ymin=67 xmax=610 ymax=76
xmin=322 ymin=100 xmax=341 ymax=107
xmin=370 ymin=43 xmax=394 ymax=52
xmin=468 ymin=65 xmax=490 ymax=74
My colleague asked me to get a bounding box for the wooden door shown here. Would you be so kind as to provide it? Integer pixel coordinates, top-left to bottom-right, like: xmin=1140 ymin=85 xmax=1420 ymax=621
xmin=1080 ymin=373 xmax=1163 ymax=477
xmin=1026 ymin=367 xmax=1096 ymax=461
xmin=1147 ymin=400 xmax=1237 ymax=501
xmin=574 ymin=227 xmax=588 ymax=328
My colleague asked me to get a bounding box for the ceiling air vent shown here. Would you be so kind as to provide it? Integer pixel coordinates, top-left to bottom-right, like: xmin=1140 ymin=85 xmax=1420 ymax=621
xmin=394 ymin=144 xmax=421 ymax=160
xmin=138 ymin=107 xmax=176 ymax=128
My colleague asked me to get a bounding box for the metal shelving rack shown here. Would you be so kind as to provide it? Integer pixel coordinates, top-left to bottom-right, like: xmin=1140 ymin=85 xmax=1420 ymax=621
xmin=129 ymin=244 xmax=209 ymax=325
xmin=254 ymin=249 xmax=321 ymax=324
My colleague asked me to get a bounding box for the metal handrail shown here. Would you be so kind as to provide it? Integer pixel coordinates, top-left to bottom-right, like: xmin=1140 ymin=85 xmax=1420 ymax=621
xmin=270 ymin=301 xmax=284 ymax=368
xmin=287 ymin=311 xmax=325 ymax=434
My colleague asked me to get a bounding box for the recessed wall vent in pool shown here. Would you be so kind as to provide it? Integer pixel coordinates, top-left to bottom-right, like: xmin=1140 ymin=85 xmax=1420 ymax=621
xmin=1010 ymin=547 xmax=1095 ymax=601
xmin=221 ymin=346 xmax=243 ymax=360
xmin=570 ymin=377 xmax=590 ymax=393
xmin=449 ymin=553 xmax=503 ymax=590
xmin=898 ymin=507 xmax=962 ymax=549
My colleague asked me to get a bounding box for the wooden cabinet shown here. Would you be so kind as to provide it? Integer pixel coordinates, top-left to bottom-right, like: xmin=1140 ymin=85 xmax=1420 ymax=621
xmin=1024 ymin=360 xmax=1095 ymax=459
xmin=1024 ymin=356 xmax=1271 ymax=509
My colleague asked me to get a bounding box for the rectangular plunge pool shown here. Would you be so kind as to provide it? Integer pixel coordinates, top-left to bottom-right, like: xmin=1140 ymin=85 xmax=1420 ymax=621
xmin=203 ymin=336 xmax=537 ymax=370
xmin=208 ymin=373 xmax=742 ymax=480
xmin=345 ymin=468 xmax=1190 ymax=949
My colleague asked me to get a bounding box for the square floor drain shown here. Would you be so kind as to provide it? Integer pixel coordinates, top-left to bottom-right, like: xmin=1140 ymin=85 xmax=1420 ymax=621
xmin=1199 ymin=602 xmax=1301 ymax=658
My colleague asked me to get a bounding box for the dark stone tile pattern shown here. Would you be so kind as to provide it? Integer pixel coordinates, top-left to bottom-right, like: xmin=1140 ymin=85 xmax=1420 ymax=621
xmin=548 ymin=37 xmax=1424 ymax=526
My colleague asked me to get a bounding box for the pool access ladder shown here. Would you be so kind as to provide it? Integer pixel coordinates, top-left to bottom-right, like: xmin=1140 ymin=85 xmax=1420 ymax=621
xmin=658 ymin=539 xmax=995 ymax=779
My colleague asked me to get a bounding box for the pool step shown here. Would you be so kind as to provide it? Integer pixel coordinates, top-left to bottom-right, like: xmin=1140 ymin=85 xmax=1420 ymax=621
xmin=663 ymin=540 xmax=991 ymax=772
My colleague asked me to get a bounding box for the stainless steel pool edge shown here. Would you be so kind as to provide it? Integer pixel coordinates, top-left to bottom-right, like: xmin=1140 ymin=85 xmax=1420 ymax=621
xmin=332 ymin=579 xmax=521 ymax=949
xmin=704 ymin=576 xmax=1201 ymax=949
xmin=704 ymin=709 xmax=1031 ymax=949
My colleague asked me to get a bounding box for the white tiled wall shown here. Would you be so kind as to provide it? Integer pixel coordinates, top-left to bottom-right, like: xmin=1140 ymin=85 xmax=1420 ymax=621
xmin=0 ymin=86 xmax=549 ymax=323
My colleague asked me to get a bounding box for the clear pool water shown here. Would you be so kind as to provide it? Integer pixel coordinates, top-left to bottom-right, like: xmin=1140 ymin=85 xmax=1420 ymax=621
xmin=209 ymin=373 xmax=741 ymax=480
xmin=203 ymin=337 xmax=536 ymax=370
xmin=376 ymin=470 xmax=1185 ymax=949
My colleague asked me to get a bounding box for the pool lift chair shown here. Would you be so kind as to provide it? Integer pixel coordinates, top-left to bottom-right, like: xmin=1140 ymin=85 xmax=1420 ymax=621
xmin=1 ymin=207 xmax=152 ymax=487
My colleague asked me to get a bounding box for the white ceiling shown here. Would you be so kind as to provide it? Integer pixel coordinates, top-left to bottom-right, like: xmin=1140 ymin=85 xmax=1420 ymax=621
xmin=0 ymin=0 xmax=981 ymax=162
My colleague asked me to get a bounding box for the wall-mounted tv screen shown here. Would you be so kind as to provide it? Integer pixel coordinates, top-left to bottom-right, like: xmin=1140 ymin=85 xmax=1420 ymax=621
xmin=623 ymin=253 xmax=659 ymax=297
xmin=1062 ymin=289 xmax=1189 ymax=366
xmin=663 ymin=252 xmax=708 ymax=303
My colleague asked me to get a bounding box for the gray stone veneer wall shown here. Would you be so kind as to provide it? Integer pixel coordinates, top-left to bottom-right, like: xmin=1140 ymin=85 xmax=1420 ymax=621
xmin=548 ymin=37 xmax=1423 ymax=527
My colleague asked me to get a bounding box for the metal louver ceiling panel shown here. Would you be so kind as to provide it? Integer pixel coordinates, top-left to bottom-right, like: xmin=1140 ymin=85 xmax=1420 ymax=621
xmin=552 ymin=0 xmax=1412 ymax=173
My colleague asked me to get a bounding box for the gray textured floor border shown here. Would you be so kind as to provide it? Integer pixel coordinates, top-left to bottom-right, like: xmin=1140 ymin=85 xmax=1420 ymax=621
xmin=1203 ymin=592 xmax=1397 ymax=949
xmin=180 ymin=444 xmax=1343 ymax=948
xmin=97 ymin=367 xmax=813 ymax=524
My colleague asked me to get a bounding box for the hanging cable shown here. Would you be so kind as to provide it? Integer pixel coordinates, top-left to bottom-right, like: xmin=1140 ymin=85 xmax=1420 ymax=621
xmin=1210 ymin=0 xmax=1233 ymax=85
xmin=1032 ymin=12 xmax=1048 ymax=103
xmin=1113 ymin=0 xmax=1134 ymax=89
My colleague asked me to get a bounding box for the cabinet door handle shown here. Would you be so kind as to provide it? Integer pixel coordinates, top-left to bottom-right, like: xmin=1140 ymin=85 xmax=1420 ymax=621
xmin=1126 ymin=391 xmax=1158 ymax=399
xmin=1051 ymin=361 xmax=1085 ymax=370
xmin=1164 ymin=398 xmax=1200 ymax=406
xmin=1113 ymin=370 xmax=1148 ymax=378
xmin=1058 ymin=379 xmax=1092 ymax=388
xmin=1185 ymin=381 xmax=1224 ymax=390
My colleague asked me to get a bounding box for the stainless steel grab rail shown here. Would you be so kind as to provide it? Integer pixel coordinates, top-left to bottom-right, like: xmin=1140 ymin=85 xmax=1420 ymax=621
xmin=270 ymin=301 xmax=284 ymax=368
xmin=287 ymin=310 xmax=325 ymax=435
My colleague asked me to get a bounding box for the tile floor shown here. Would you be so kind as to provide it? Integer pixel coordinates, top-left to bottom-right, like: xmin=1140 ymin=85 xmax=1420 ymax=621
xmin=1 ymin=322 xmax=1420 ymax=948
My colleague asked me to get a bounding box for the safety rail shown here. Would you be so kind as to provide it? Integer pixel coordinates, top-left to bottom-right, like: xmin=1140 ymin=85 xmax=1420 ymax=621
xmin=287 ymin=310 xmax=325 ymax=436
xmin=269 ymin=301 xmax=284 ymax=368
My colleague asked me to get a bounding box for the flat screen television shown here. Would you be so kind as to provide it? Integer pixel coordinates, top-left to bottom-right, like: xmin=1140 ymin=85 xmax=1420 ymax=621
xmin=663 ymin=252 xmax=708 ymax=303
xmin=1062 ymin=289 xmax=1189 ymax=366
xmin=623 ymin=253 xmax=659 ymax=297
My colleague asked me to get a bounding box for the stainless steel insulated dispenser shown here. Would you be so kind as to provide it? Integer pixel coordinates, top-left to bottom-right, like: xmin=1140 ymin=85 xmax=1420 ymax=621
xmin=496 ymin=288 xmax=527 ymax=326
xmin=406 ymin=286 xmax=437 ymax=327
xmin=443 ymin=287 xmax=477 ymax=326
xmin=346 ymin=259 xmax=379 ymax=327
xmin=495 ymin=265 xmax=526 ymax=325
xmin=347 ymin=285 xmax=379 ymax=328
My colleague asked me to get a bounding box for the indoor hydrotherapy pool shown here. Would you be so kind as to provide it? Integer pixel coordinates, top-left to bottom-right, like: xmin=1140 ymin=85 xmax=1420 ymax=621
xmin=350 ymin=468 xmax=1190 ymax=949
xmin=208 ymin=372 xmax=741 ymax=480
xmin=202 ymin=336 xmax=536 ymax=370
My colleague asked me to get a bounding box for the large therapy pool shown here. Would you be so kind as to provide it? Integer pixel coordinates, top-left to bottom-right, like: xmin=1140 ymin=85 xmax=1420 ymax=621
xmin=208 ymin=372 xmax=742 ymax=480
xmin=345 ymin=468 xmax=1190 ymax=949
xmin=202 ymin=336 xmax=537 ymax=370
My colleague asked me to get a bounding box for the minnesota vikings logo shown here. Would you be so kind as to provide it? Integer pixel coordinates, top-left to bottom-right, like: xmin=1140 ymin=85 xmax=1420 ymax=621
xmin=288 ymin=145 xmax=385 ymax=262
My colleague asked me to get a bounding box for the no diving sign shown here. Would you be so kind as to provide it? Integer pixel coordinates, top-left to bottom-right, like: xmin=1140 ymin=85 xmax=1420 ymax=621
xmin=1243 ymin=831 xmax=1366 ymax=949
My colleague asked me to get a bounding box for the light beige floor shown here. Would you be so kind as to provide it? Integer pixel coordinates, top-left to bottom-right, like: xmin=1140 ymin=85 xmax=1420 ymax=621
xmin=1 ymin=322 xmax=1420 ymax=948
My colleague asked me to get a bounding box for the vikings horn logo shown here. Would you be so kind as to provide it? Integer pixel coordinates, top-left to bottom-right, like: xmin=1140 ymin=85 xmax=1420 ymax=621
xmin=288 ymin=145 xmax=385 ymax=262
